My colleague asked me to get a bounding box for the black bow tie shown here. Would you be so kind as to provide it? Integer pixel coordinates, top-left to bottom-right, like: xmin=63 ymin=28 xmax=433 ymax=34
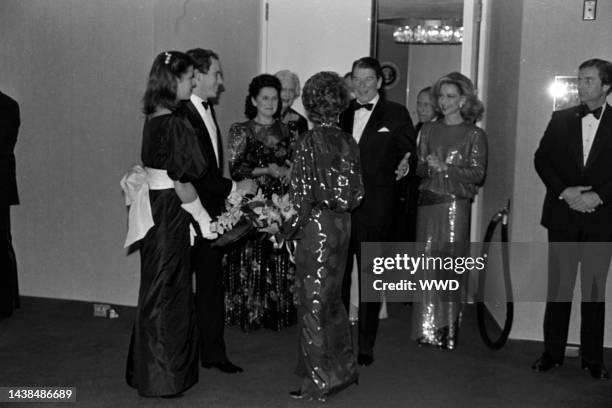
xmin=201 ymin=101 xmax=210 ymax=110
xmin=580 ymin=105 xmax=603 ymax=119
xmin=355 ymin=103 xmax=373 ymax=111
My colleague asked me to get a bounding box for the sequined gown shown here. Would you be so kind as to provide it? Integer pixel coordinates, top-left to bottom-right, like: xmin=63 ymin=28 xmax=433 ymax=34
xmin=285 ymin=125 xmax=363 ymax=400
xmin=412 ymin=120 xmax=487 ymax=349
xmin=225 ymin=120 xmax=296 ymax=331
xmin=126 ymin=113 xmax=206 ymax=396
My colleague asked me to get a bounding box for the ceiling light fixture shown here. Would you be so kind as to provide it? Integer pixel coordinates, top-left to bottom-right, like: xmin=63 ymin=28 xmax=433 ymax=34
xmin=393 ymin=19 xmax=463 ymax=44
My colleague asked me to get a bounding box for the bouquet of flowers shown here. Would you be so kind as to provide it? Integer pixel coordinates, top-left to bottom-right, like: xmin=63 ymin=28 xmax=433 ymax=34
xmin=210 ymin=187 xmax=297 ymax=247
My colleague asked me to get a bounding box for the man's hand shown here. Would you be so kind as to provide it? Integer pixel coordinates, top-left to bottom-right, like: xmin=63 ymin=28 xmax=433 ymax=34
xmin=570 ymin=191 xmax=602 ymax=213
xmin=559 ymin=186 xmax=591 ymax=205
xmin=560 ymin=186 xmax=602 ymax=213
xmin=395 ymin=152 xmax=411 ymax=180
xmin=236 ymin=179 xmax=257 ymax=195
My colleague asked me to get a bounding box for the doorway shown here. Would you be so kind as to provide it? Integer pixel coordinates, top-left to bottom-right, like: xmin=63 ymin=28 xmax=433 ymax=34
xmin=373 ymin=0 xmax=486 ymax=241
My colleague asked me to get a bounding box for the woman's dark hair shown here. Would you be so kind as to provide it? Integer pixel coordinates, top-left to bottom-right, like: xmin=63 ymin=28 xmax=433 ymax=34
xmin=142 ymin=51 xmax=194 ymax=115
xmin=432 ymin=72 xmax=484 ymax=123
xmin=244 ymin=74 xmax=282 ymax=120
xmin=302 ymin=71 xmax=349 ymax=125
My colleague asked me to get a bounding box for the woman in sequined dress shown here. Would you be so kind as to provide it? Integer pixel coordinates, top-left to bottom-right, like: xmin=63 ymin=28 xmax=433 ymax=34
xmin=412 ymin=72 xmax=487 ymax=350
xmin=285 ymin=71 xmax=363 ymax=402
xmin=224 ymin=74 xmax=296 ymax=331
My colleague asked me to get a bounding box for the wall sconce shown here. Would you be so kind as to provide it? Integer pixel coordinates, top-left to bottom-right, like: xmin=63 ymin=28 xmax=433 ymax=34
xmin=393 ymin=19 xmax=463 ymax=44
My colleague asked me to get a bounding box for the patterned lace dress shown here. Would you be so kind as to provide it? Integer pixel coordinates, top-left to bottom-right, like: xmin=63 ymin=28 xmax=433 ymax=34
xmin=223 ymin=119 xmax=297 ymax=331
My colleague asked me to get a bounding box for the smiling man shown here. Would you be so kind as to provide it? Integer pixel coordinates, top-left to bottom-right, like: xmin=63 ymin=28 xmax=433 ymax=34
xmin=534 ymin=58 xmax=612 ymax=380
xmin=339 ymin=56 xmax=416 ymax=367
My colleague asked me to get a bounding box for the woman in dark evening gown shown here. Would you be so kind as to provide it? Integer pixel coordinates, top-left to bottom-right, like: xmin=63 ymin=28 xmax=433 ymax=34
xmin=285 ymin=71 xmax=363 ymax=402
xmin=412 ymin=72 xmax=487 ymax=350
xmin=123 ymin=51 xmax=215 ymax=397
xmin=224 ymin=74 xmax=296 ymax=331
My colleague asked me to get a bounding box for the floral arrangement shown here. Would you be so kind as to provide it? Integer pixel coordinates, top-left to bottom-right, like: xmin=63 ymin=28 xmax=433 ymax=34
xmin=210 ymin=187 xmax=297 ymax=247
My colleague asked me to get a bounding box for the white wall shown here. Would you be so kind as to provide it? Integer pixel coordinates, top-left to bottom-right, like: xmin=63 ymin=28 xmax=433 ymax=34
xmin=261 ymin=0 xmax=372 ymax=117
xmin=0 ymin=0 xmax=260 ymax=306
xmin=1 ymin=0 xmax=371 ymax=306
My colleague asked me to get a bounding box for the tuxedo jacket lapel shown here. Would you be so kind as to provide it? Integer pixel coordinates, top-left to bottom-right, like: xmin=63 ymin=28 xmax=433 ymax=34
xmin=585 ymin=103 xmax=612 ymax=170
xmin=187 ymin=100 xmax=221 ymax=171
xmin=209 ymin=106 xmax=223 ymax=167
xmin=341 ymin=100 xmax=356 ymax=133
xmin=567 ymin=107 xmax=585 ymax=171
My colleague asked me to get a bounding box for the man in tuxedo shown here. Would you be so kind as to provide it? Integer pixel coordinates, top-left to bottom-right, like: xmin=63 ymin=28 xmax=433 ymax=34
xmin=0 ymin=91 xmax=20 ymax=319
xmin=533 ymin=58 xmax=612 ymax=380
xmin=340 ymin=57 xmax=416 ymax=366
xmin=181 ymin=48 xmax=255 ymax=374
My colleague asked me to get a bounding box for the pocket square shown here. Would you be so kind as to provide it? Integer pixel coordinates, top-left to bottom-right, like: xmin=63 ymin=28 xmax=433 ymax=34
xmin=378 ymin=126 xmax=390 ymax=132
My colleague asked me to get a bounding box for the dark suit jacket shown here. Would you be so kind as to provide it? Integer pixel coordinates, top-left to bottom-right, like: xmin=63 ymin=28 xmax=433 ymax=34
xmin=340 ymin=98 xmax=416 ymax=226
xmin=180 ymin=100 xmax=233 ymax=217
xmin=535 ymin=103 xmax=612 ymax=232
xmin=0 ymin=92 xmax=20 ymax=206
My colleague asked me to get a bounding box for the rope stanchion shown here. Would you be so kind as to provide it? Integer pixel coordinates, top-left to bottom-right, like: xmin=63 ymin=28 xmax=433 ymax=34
xmin=477 ymin=199 xmax=513 ymax=350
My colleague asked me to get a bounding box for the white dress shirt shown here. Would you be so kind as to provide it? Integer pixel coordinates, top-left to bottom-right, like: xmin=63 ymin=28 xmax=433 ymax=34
xmin=190 ymin=94 xmax=237 ymax=194
xmin=352 ymin=94 xmax=380 ymax=143
xmin=191 ymin=94 xmax=220 ymax=167
xmin=582 ymin=103 xmax=605 ymax=165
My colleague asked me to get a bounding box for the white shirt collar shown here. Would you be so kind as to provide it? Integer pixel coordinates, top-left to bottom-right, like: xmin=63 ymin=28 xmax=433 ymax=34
xmin=190 ymin=93 xmax=208 ymax=108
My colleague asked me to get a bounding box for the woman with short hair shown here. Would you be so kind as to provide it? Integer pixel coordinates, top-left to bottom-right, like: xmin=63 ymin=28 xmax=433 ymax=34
xmin=285 ymin=71 xmax=363 ymax=401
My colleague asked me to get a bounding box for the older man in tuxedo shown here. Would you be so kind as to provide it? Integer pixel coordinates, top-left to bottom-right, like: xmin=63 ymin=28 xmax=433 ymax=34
xmin=340 ymin=56 xmax=416 ymax=366
xmin=533 ymin=58 xmax=612 ymax=380
xmin=181 ymin=48 xmax=255 ymax=374
xmin=0 ymin=91 xmax=20 ymax=319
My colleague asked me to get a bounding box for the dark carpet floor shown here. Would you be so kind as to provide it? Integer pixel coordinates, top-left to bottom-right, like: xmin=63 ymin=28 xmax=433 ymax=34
xmin=0 ymin=297 xmax=611 ymax=408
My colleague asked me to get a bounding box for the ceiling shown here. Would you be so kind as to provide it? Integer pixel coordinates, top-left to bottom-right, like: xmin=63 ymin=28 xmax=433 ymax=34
xmin=378 ymin=0 xmax=463 ymax=23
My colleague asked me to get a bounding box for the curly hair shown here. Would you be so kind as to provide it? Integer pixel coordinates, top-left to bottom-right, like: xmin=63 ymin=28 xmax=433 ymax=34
xmin=244 ymin=74 xmax=282 ymax=119
xmin=432 ymin=72 xmax=484 ymax=123
xmin=302 ymin=71 xmax=349 ymax=125
xmin=142 ymin=51 xmax=194 ymax=115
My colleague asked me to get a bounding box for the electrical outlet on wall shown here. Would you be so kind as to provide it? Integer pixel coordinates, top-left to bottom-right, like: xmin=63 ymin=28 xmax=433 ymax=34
xmin=583 ymin=0 xmax=597 ymax=20
xmin=93 ymin=303 xmax=111 ymax=317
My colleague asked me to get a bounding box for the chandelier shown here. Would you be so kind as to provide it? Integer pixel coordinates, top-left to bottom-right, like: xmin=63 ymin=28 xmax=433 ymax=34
xmin=393 ymin=19 xmax=463 ymax=44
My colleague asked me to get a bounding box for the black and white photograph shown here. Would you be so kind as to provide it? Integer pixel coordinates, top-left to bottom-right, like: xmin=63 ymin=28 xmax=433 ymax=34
xmin=1 ymin=0 xmax=612 ymax=407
